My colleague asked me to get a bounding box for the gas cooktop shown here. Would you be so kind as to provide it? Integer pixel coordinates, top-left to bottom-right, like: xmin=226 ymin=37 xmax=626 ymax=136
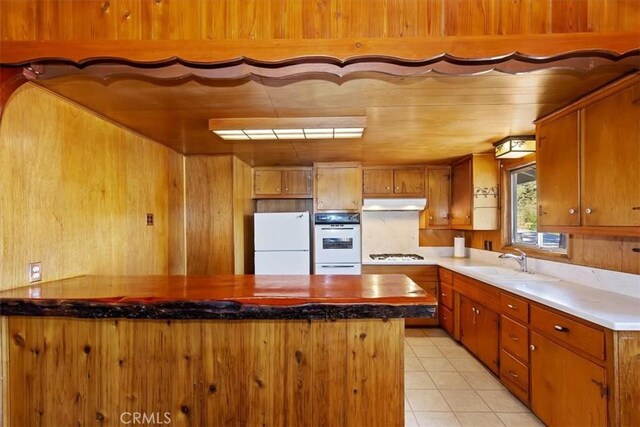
xmin=369 ymin=253 xmax=425 ymax=261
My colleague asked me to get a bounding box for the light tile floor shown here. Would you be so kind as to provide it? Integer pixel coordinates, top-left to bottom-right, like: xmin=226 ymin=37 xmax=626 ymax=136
xmin=404 ymin=328 xmax=545 ymax=427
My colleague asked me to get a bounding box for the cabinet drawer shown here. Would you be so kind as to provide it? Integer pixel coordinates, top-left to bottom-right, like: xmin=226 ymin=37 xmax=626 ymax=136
xmin=501 ymin=350 xmax=529 ymax=399
xmin=438 ymin=268 xmax=452 ymax=285
xmin=501 ymin=293 xmax=529 ymax=324
xmin=530 ymin=306 xmax=605 ymax=360
xmin=453 ymin=273 xmax=501 ymax=313
xmin=501 ymin=316 xmax=529 ymax=363
xmin=439 ymin=284 xmax=453 ymax=310
xmin=439 ymin=305 xmax=453 ymax=335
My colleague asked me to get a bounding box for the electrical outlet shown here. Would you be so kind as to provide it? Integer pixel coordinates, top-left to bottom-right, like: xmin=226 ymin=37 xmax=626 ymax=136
xmin=28 ymin=262 xmax=42 ymax=283
xmin=146 ymin=213 xmax=154 ymax=226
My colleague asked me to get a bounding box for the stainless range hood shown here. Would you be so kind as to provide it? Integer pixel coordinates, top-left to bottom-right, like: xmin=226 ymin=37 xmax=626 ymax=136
xmin=361 ymin=198 xmax=427 ymax=211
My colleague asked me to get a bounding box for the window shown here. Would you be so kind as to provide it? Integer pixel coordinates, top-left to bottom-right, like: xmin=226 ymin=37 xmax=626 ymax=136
xmin=510 ymin=165 xmax=567 ymax=252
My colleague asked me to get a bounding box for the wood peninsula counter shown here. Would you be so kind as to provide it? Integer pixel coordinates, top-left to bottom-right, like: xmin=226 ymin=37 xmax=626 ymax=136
xmin=0 ymin=274 xmax=435 ymax=427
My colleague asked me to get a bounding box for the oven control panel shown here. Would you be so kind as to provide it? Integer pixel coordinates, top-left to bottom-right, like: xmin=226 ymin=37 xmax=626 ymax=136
xmin=314 ymin=213 xmax=360 ymax=224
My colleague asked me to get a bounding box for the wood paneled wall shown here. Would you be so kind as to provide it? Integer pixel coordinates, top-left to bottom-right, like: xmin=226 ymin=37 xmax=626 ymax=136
xmin=185 ymin=155 xmax=253 ymax=275
xmin=419 ymin=229 xmax=640 ymax=275
xmin=1 ymin=0 xmax=638 ymax=41
xmin=0 ymin=83 xmax=186 ymax=290
xmin=0 ymin=83 xmax=187 ymax=424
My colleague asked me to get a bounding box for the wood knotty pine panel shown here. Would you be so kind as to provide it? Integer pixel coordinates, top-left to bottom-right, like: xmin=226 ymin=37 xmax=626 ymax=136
xmin=5 ymin=317 xmax=404 ymax=427
xmin=1 ymin=0 xmax=639 ymax=41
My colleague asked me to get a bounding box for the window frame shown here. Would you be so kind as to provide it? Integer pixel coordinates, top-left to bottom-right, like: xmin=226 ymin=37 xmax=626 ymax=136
xmin=500 ymin=155 xmax=570 ymax=259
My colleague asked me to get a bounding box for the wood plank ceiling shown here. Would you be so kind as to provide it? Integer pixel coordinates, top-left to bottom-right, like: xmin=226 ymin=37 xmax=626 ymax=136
xmin=34 ymin=67 xmax=631 ymax=166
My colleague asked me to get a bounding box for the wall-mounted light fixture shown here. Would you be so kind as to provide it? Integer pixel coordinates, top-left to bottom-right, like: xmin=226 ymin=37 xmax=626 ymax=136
xmin=209 ymin=116 xmax=366 ymax=141
xmin=493 ymin=135 xmax=536 ymax=159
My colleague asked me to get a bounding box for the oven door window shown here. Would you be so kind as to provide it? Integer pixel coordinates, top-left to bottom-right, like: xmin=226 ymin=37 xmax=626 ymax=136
xmin=322 ymin=238 xmax=354 ymax=250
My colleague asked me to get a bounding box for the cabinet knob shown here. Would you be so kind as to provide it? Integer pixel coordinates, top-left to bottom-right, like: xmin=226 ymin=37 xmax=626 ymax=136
xmin=476 ymin=308 xmax=480 ymax=314
xmin=285 ymin=187 xmax=289 ymax=191
xmin=585 ymin=208 xmax=593 ymax=214
xmin=466 ymin=215 xmax=470 ymax=219
xmin=429 ymin=216 xmax=434 ymax=220
xmin=441 ymin=293 xmax=447 ymax=297
xmin=386 ymin=186 xmax=390 ymax=190
xmin=530 ymin=345 xmax=536 ymax=351
xmin=568 ymin=208 xmax=576 ymax=214
xmin=276 ymin=187 xmax=280 ymax=191
xmin=395 ymin=187 xmax=400 ymax=191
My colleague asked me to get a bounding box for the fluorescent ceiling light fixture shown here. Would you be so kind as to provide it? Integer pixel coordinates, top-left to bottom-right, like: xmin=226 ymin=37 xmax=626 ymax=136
xmin=494 ymin=135 xmax=536 ymax=159
xmin=209 ymin=117 xmax=367 ymax=141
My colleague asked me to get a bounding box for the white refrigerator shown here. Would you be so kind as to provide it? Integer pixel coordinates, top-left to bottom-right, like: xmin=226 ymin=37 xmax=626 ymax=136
xmin=254 ymin=212 xmax=311 ymax=274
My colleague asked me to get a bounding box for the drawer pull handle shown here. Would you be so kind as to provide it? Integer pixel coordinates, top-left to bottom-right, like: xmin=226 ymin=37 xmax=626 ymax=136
xmin=509 ymin=334 xmax=519 ymax=342
xmin=507 ymin=304 xmax=517 ymax=310
xmin=508 ymin=370 xmax=519 ymax=379
xmin=441 ymin=293 xmax=447 ymax=297
xmin=554 ymin=325 xmax=570 ymax=332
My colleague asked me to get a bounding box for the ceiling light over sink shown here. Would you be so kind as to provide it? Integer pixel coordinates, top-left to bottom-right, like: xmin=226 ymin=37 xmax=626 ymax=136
xmin=209 ymin=117 xmax=366 ymax=141
xmin=493 ymin=135 xmax=536 ymax=159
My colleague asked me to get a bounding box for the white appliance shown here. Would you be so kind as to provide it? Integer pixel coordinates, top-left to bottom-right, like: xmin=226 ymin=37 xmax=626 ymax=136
xmin=314 ymin=213 xmax=361 ymax=274
xmin=254 ymin=212 xmax=311 ymax=274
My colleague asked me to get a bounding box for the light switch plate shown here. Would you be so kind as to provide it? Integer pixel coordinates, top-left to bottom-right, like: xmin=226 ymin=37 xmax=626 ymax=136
xmin=29 ymin=262 xmax=42 ymax=283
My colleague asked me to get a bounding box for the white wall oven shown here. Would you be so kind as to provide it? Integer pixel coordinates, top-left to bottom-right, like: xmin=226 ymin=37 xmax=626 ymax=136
xmin=314 ymin=213 xmax=361 ymax=274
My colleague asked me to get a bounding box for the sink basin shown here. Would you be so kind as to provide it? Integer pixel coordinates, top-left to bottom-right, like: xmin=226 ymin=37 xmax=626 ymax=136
xmin=458 ymin=266 xmax=559 ymax=282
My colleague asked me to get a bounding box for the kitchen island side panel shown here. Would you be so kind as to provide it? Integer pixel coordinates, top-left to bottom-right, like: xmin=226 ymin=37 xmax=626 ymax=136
xmin=6 ymin=317 xmax=404 ymax=427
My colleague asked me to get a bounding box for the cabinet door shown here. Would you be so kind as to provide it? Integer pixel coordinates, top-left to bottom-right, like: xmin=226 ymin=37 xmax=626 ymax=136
xmin=530 ymin=332 xmax=607 ymax=427
xmin=451 ymin=159 xmax=472 ymax=227
xmin=427 ymin=168 xmax=451 ymax=227
xmin=363 ymin=169 xmax=393 ymax=194
xmin=393 ymin=168 xmax=424 ymax=195
xmin=475 ymin=304 xmax=500 ymax=375
xmin=537 ymin=112 xmax=581 ymax=227
xmin=254 ymin=170 xmax=282 ymax=196
xmin=459 ymin=295 xmax=477 ymax=355
xmin=315 ymin=167 xmax=362 ymax=211
xmin=582 ymin=83 xmax=640 ymax=226
xmin=283 ymin=169 xmax=312 ymax=197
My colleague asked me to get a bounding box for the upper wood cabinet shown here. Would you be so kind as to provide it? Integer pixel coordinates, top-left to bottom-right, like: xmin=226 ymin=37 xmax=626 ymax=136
xmin=253 ymin=167 xmax=312 ymax=199
xmin=582 ymin=82 xmax=640 ymax=227
xmin=315 ymin=163 xmax=362 ymax=212
xmin=537 ymin=111 xmax=580 ymax=227
xmin=363 ymin=167 xmax=424 ymax=197
xmin=419 ymin=167 xmax=451 ymax=229
xmin=536 ymin=73 xmax=640 ymax=235
xmin=450 ymin=154 xmax=499 ymax=230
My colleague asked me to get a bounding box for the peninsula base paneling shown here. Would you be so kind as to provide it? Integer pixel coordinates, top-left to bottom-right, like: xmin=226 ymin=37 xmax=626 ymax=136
xmin=5 ymin=317 xmax=404 ymax=427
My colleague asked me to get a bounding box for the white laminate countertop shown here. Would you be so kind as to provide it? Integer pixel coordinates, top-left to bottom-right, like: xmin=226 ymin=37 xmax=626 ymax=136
xmin=363 ymin=257 xmax=640 ymax=331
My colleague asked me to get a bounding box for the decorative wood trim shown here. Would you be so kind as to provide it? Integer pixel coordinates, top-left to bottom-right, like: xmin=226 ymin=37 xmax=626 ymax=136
xmin=1 ymin=33 xmax=639 ymax=65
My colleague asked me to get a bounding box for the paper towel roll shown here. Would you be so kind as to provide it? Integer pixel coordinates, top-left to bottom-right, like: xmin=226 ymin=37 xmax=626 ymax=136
xmin=454 ymin=237 xmax=466 ymax=258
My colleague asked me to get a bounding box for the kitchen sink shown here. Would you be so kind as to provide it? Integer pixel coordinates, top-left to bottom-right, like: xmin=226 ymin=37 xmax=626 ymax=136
xmin=458 ymin=266 xmax=559 ymax=282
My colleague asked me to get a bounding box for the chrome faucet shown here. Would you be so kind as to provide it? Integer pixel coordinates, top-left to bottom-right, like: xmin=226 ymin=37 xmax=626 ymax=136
xmin=499 ymin=248 xmax=528 ymax=272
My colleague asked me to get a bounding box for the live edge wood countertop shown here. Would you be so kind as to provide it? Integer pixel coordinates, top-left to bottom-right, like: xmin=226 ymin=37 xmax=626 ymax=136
xmin=0 ymin=274 xmax=437 ymax=320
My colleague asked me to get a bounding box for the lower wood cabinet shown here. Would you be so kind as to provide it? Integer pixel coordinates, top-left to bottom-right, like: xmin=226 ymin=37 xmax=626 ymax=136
xmin=459 ymin=294 xmax=500 ymax=375
xmin=530 ymin=331 xmax=607 ymax=427
xmin=361 ymin=265 xmax=438 ymax=326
